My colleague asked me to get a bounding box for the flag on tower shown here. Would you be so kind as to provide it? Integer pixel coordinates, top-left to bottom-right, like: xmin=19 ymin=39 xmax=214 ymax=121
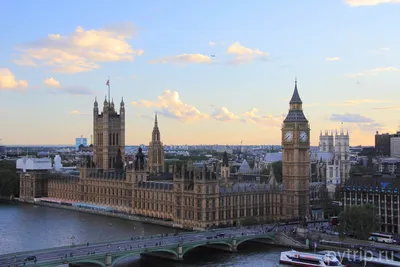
xmin=106 ymin=79 xmax=110 ymax=86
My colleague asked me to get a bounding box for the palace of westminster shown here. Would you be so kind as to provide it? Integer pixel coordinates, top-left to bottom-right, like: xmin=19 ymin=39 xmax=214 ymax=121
xmin=19 ymin=82 xmax=312 ymax=229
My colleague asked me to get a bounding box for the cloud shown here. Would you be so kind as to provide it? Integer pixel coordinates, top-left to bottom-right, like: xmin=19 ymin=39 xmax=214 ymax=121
xmin=226 ymin=42 xmax=269 ymax=64
xmin=344 ymin=0 xmax=400 ymax=6
xmin=43 ymin=77 xmax=61 ymax=88
xmin=14 ymin=22 xmax=144 ymax=74
xmin=330 ymin=113 xmax=374 ymax=123
xmin=0 ymin=68 xmax=28 ymax=90
xmin=70 ymin=110 xmax=88 ymax=115
xmin=371 ymin=105 xmax=400 ymax=110
xmin=347 ymin=67 xmax=400 ymax=77
xmin=241 ymin=108 xmax=280 ymax=127
xmin=370 ymin=47 xmax=390 ymax=54
xmin=132 ymin=90 xmax=208 ymax=122
xmin=209 ymin=41 xmax=216 ymax=46
xmin=330 ymin=99 xmax=390 ymax=107
xmin=330 ymin=113 xmax=384 ymax=132
xmin=357 ymin=122 xmax=385 ymax=131
xmin=136 ymin=114 xmax=153 ymax=120
xmin=211 ymin=107 xmax=239 ymax=121
xmin=42 ymin=77 xmax=92 ymax=95
xmin=326 ymin=57 xmax=340 ymax=61
xmin=148 ymin=54 xmax=212 ymax=64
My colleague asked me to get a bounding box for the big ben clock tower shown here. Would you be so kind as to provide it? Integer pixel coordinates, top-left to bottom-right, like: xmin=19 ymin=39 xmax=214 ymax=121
xmin=282 ymin=80 xmax=310 ymax=220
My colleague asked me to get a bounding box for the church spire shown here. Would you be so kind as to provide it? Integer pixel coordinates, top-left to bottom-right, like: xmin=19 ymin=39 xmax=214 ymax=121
xmin=289 ymin=78 xmax=303 ymax=105
xmin=154 ymin=112 xmax=158 ymax=128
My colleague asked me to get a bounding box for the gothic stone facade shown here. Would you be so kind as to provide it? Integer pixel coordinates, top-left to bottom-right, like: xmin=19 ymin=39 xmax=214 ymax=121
xmin=19 ymin=82 xmax=311 ymax=228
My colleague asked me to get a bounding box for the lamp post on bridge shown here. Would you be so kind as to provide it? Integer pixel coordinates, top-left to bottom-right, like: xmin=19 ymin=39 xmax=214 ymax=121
xmin=71 ymin=235 xmax=75 ymax=247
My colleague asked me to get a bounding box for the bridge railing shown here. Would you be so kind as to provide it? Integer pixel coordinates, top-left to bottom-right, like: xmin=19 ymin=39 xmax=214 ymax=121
xmin=0 ymin=225 xmax=276 ymax=258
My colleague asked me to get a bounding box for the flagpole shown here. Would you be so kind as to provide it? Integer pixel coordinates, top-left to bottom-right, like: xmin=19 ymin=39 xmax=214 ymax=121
xmin=108 ymin=76 xmax=111 ymax=104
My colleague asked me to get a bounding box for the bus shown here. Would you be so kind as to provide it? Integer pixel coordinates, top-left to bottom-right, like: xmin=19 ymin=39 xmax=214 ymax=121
xmin=368 ymin=232 xmax=396 ymax=243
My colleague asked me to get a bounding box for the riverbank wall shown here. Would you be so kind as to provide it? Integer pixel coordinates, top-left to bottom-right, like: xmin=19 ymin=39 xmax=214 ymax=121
xmin=18 ymin=199 xmax=179 ymax=230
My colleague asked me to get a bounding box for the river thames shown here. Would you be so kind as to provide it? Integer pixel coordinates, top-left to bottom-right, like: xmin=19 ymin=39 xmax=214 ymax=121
xmin=0 ymin=203 xmax=286 ymax=266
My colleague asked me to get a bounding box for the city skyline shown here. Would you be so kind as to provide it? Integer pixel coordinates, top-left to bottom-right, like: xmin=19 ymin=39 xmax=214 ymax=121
xmin=1 ymin=0 xmax=400 ymax=146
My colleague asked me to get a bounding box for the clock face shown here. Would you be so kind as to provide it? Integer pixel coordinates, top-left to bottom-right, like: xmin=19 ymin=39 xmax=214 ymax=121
xmin=284 ymin=131 xmax=293 ymax=142
xmin=300 ymin=131 xmax=308 ymax=142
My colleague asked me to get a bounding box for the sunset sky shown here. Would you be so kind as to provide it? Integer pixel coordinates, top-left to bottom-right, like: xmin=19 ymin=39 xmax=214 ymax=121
xmin=1 ymin=0 xmax=400 ymax=146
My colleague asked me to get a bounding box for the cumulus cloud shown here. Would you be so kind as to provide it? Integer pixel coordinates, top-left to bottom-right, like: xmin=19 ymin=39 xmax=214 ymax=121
xmin=14 ymin=22 xmax=144 ymax=74
xmin=70 ymin=110 xmax=88 ymax=115
xmin=42 ymin=77 xmax=92 ymax=95
xmin=226 ymin=42 xmax=269 ymax=64
xmin=347 ymin=67 xmax=400 ymax=77
xmin=344 ymin=0 xmax=400 ymax=6
xmin=370 ymin=47 xmax=390 ymax=54
xmin=136 ymin=114 xmax=153 ymax=120
xmin=43 ymin=77 xmax=61 ymax=88
xmin=148 ymin=53 xmax=212 ymax=64
xmin=209 ymin=41 xmax=216 ymax=46
xmin=211 ymin=107 xmax=238 ymax=121
xmin=326 ymin=57 xmax=340 ymax=61
xmin=0 ymin=68 xmax=28 ymax=90
xmin=132 ymin=90 xmax=208 ymax=122
xmin=330 ymin=99 xmax=390 ymax=107
xmin=241 ymin=108 xmax=280 ymax=127
xmin=357 ymin=122 xmax=385 ymax=131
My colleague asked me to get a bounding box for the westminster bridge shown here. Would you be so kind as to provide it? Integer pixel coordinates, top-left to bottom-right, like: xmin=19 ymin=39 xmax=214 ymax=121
xmin=0 ymin=226 xmax=284 ymax=267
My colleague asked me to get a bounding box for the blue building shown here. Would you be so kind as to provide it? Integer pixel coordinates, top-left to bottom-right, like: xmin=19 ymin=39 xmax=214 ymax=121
xmin=75 ymin=137 xmax=87 ymax=151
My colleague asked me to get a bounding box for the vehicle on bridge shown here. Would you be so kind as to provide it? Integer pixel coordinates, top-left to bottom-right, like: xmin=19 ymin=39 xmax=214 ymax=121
xmin=369 ymin=232 xmax=396 ymax=243
xmin=280 ymin=250 xmax=344 ymax=267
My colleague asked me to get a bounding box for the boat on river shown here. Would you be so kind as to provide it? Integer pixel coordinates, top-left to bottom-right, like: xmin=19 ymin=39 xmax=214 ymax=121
xmin=280 ymin=250 xmax=344 ymax=267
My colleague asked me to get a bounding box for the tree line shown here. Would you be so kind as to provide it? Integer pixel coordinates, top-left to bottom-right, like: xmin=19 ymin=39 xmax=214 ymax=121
xmin=0 ymin=160 xmax=19 ymax=198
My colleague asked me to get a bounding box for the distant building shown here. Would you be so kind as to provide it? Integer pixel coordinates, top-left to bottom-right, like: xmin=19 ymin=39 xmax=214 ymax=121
xmin=0 ymin=145 xmax=6 ymax=155
xmin=375 ymin=131 xmax=400 ymax=157
xmin=75 ymin=136 xmax=87 ymax=152
xmin=390 ymin=132 xmax=400 ymax=158
xmin=342 ymin=172 xmax=400 ymax=233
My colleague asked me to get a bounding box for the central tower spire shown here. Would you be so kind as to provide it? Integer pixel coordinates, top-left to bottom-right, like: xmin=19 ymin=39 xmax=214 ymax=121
xmin=284 ymin=80 xmax=308 ymax=123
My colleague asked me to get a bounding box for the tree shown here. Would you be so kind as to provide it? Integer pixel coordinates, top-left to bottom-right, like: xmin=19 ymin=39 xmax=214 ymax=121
xmin=337 ymin=204 xmax=380 ymax=240
xmin=272 ymin=161 xmax=282 ymax=183
xmin=0 ymin=161 xmax=19 ymax=198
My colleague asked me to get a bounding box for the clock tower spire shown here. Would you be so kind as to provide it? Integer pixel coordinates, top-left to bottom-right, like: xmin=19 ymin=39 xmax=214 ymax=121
xmin=282 ymin=79 xmax=310 ymax=220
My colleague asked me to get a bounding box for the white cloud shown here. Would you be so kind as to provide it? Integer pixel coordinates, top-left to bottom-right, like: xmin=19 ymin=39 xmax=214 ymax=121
xmin=70 ymin=110 xmax=88 ymax=115
xmin=42 ymin=77 xmax=92 ymax=95
xmin=43 ymin=77 xmax=61 ymax=88
xmin=241 ymin=108 xmax=280 ymax=127
xmin=344 ymin=0 xmax=400 ymax=6
xmin=132 ymin=90 xmax=208 ymax=122
xmin=0 ymin=68 xmax=28 ymax=90
xmin=347 ymin=67 xmax=400 ymax=77
xmin=211 ymin=107 xmax=239 ymax=121
xmin=326 ymin=57 xmax=340 ymax=61
xmin=226 ymin=42 xmax=269 ymax=64
xmin=14 ymin=22 xmax=144 ymax=74
xmin=209 ymin=41 xmax=216 ymax=46
xmin=372 ymin=105 xmax=400 ymax=110
xmin=148 ymin=53 xmax=212 ymax=64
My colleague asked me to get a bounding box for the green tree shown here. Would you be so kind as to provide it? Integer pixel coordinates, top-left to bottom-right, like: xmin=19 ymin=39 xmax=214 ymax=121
xmin=337 ymin=204 xmax=380 ymax=240
xmin=0 ymin=161 xmax=19 ymax=198
xmin=272 ymin=161 xmax=282 ymax=183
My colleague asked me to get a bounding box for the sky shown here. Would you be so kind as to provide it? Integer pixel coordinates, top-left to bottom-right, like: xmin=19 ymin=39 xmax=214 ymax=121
xmin=1 ymin=0 xmax=400 ymax=146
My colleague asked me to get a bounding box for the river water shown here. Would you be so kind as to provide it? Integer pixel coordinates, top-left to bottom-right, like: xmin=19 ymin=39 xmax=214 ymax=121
xmin=1 ymin=203 xmax=375 ymax=267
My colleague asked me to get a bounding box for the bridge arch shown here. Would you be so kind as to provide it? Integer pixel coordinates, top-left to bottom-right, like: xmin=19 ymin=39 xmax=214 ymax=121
xmin=182 ymin=241 xmax=232 ymax=257
xmin=236 ymin=235 xmax=275 ymax=248
xmin=112 ymin=249 xmax=178 ymax=266
xmin=70 ymin=259 xmax=106 ymax=267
